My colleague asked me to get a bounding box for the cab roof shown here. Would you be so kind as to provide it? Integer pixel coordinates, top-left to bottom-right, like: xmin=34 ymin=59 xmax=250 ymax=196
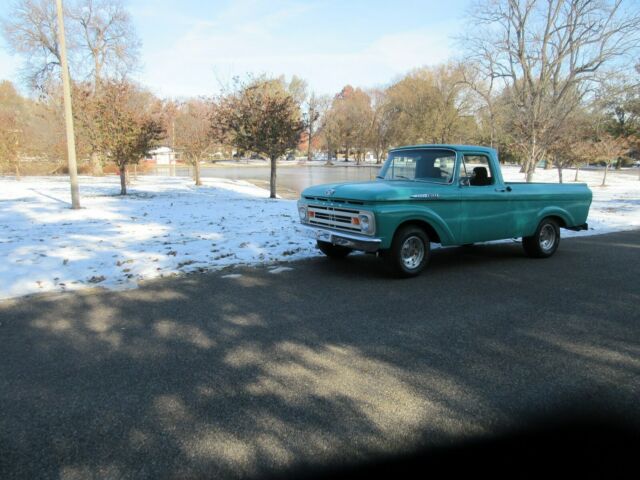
xmin=389 ymin=144 xmax=497 ymax=155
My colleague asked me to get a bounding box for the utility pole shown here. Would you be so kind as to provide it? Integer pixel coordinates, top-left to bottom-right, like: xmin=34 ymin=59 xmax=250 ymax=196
xmin=55 ymin=0 xmax=81 ymax=209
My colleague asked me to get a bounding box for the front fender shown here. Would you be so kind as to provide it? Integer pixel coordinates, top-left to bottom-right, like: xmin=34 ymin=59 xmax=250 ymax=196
xmin=374 ymin=204 xmax=457 ymax=248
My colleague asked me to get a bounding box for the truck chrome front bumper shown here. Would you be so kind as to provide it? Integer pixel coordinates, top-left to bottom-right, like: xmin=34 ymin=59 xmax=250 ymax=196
xmin=300 ymin=225 xmax=382 ymax=252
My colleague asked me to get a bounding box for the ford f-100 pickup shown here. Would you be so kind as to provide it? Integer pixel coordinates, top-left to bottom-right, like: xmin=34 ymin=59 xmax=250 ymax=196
xmin=297 ymin=145 xmax=592 ymax=277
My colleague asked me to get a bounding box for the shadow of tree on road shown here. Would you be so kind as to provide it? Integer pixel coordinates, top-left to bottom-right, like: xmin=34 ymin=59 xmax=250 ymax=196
xmin=1 ymin=233 xmax=639 ymax=479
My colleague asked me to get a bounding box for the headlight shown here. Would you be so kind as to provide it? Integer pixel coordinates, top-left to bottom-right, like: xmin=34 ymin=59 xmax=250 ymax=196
xmin=298 ymin=205 xmax=308 ymax=221
xmin=358 ymin=214 xmax=370 ymax=232
xmin=356 ymin=212 xmax=375 ymax=234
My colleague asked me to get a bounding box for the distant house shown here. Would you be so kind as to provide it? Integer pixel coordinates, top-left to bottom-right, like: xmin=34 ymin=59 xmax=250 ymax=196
xmin=147 ymin=147 xmax=177 ymax=165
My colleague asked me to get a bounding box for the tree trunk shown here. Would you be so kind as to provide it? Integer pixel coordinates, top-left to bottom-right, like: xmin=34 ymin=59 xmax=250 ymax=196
xmin=525 ymin=159 xmax=536 ymax=182
xmin=15 ymin=162 xmax=21 ymax=180
xmin=269 ymin=156 xmax=277 ymax=199
xmin=574 ymin=165 xmax=580 ymax=182
xmin=525 ymin=148 xmax=541 ymax=182
xmin=306 ymin=130 xmax=312 ymax=163
xmin=602 ymin=162 xmax=609 ymax=187
xmin=524 ymin=134 xmax=540 ymax=181
xmin=194 ymin=159 xmax=202 ymax=186
xmin=119 ymin=167 xmax=127 ymax=195
xmin=345 ymin=147 xmax=349 ymax=162
xmin=91 ymin=152 xmax=103 ymax=176
xmin=557 ymin=165 xmax=563 ymax=183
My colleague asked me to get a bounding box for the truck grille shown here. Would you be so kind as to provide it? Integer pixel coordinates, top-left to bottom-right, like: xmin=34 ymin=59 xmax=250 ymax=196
xmin=308 ymin=204 xmax=362 ymax=233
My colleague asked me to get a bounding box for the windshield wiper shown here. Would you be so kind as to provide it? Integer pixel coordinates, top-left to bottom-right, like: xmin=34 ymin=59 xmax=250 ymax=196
xmin=375 ymin=175 xmax=384 ymax=179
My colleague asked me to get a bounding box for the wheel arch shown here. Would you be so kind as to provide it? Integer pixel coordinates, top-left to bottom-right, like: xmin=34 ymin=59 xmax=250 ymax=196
xmin=536 ymin=207 xmax=574 ymax=229
xmin=375 ymin=205 xmax=456 ymax=247
xmin=395 ymin=219 xmax=443 ymax=244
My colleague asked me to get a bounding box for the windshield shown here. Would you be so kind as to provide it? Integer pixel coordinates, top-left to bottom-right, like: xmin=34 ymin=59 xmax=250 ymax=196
xmin=378 ymin=149 xmax=456 ymax=183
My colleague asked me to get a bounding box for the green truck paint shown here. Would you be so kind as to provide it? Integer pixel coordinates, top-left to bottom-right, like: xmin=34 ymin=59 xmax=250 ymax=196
xmin=297 ymin=145 xmax=592 ymax=276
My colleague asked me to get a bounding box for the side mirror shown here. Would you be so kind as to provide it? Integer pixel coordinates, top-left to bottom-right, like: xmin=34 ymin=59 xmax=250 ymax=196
xmin=459 ymin=178 xmax=470 ymax=187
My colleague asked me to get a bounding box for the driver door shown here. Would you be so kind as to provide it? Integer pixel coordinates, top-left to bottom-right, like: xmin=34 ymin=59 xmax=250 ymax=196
xmin=457 ymin=154 xmax=515 ymax=243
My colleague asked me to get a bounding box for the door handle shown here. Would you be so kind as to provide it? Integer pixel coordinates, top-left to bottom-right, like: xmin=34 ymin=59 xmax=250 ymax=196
xmin=495 ymin=186 xmax=512 ymax=192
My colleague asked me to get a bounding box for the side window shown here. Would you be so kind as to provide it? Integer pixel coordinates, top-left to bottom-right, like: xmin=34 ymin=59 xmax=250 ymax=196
xmin=460 ymin=155 xmax=494 ymax=186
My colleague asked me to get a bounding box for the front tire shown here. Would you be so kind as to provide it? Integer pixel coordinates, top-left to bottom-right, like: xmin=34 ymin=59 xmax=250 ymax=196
xmin=317 ymin=241 xmax=352 ymax=258
xmin=523 ymin=218 xmax=560 ymax=258
xmin=383 ymin=226 xmax=430 ymax=277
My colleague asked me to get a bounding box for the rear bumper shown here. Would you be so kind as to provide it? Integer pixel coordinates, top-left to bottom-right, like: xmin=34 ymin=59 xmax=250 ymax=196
xmin=300 ymin=225 xmax=382 ymax=252
xmin=566 ymin=223 xmax=589 ymax=231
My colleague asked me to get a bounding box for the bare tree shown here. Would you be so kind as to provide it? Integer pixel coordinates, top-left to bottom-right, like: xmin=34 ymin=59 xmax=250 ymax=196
xmin=464 ymin=0 xmax=640 ymax=181
xmin=592 ymin=133 xmax=629 ymax=185
xmin=322 ymin=86 xmax=373 ymax=163
xmin=460 ymin=61 xmax=500 ymax=148
xmin=546 ymin=108 xmax=592 ymax=183
xmin=369 ymin=88 xmax=395 ymax=163
xmin=174 ymin=99 xmax=214 ymax=186
xmin=384 ymin=65 xmax=475 ymax=146
xmin=3 ymin=0 xmax=139 ymax=88
xmin=302 ymin=92 xmax=321 ymax=163
xmin=69 ymin=0 xmax=140 ymax=87
xmin=317 ymin=96 xmax=340 ymax=165
xmin=1 ymin=0 xmax=66 ymax=90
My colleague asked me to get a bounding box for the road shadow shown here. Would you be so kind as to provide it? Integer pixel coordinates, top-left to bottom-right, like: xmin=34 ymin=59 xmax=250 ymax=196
xmin=1 ymin=231 xmax=639 ymax=478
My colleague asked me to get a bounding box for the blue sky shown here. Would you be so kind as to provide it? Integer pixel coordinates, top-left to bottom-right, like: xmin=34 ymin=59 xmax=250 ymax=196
xmin=0 ymin=0 xmax=470 ymax=98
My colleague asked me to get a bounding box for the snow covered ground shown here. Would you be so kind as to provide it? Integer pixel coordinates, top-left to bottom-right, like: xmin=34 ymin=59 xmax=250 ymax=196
xmin=0 ymin=176 xmax=316 ymax=300
xmin=0 ymin=167 xmax=638 ymax=300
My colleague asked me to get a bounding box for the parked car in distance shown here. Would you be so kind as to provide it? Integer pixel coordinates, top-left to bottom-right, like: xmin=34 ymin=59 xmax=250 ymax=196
xmin=297 ymin=145 xmax=592 ymax=277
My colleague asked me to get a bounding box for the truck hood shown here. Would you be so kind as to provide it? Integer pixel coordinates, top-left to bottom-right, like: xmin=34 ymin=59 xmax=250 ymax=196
xmin=301 ymin=180 xmax=451 ymax=202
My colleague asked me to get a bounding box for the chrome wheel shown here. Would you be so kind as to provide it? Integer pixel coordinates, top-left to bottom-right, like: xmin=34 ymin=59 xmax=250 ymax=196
xmin=539 ymin=224 xmax=557 ymax=252
xmin=400 ymin=235 xmax=425 ymax=270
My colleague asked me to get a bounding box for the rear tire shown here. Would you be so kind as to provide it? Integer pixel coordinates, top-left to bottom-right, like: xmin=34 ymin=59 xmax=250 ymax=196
xmin=317 ymin=241 xmax=352 ymax=258
xmin=523 ymin=218 xmax=561 ymax=258
xmin=383 ymin=226 xmax=430 ymax=277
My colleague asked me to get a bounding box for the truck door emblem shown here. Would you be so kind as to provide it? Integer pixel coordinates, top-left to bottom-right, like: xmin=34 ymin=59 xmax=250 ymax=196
xmin=411 ymin=193 xmax=440 ymax=199
xmin=325 ymin=188 xmax=336 ymax=196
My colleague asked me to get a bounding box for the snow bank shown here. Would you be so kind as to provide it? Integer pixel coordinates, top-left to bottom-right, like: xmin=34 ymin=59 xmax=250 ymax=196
xmin=0 ymin=176 xmax=315 ymax=300
xmin=0 ymin=168 xmax=638 ymax=300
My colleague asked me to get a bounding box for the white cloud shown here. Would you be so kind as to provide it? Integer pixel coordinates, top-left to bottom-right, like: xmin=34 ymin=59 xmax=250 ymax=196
xmin=0 ymin=0 xmax=459 ymax=96
xmin=137 ymin=6 xmax=458 ymax=98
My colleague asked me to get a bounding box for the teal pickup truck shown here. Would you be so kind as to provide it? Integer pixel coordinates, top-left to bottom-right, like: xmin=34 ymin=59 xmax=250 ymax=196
xmin=297 ymin=145 xmax=592 ymax=277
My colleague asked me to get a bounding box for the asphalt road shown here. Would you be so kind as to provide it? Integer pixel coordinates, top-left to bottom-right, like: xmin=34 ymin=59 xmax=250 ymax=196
xmin=1 ymin=230 xmax=639 ymax=479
